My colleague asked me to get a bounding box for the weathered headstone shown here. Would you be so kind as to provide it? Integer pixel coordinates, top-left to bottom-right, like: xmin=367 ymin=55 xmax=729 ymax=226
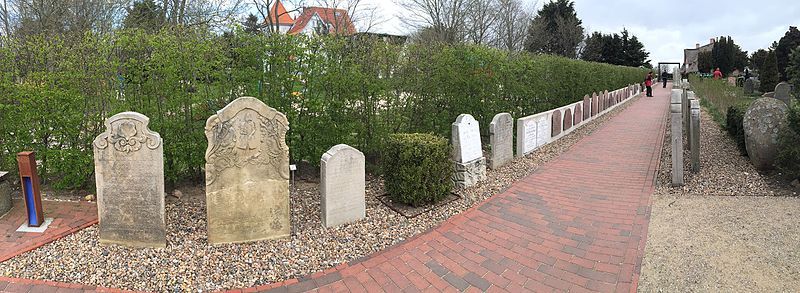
xmin=670 ymin=90 xmax=684 ymax=186
xmin=205 ymin=97 xmax=290 ymax=244
xmin=563 ymin=108 xmax=573 ymax=131
xmin=690 ymin=99 xmax=701 ymax=172
xmin=551 ymin=110 xmax=562 ymax=137
xmin=591 ymin=93 xmax=599 ymax=116
xmin=320 ymin=144 xmax=365 ymax=228
xmin=744 ymin=79 xmax=754 ymax=95
xmin=516 ymin=112 xmax=551 ymax=157
xmin=582 ymin=95 xmax=591 ymax=120
xmin=0 ymin=172 xmax=11 ymax=216
xmin=574 ymin=103 xmax=583 ymax=125
xmin=93 ymin=112 xmax=165 ymax=247
xmin=774 ymin=82 xmax=792 ymax=105
xmin=743 ymin=97 xmax=789 ymax=170
xmin=489 ymin=113 xmax=513 ymax=169
xmin=452 ymin=114 xmax=486 ymax=188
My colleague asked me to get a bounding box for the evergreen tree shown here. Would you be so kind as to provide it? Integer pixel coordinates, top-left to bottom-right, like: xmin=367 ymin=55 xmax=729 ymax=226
xmin=243 ymin=14 xmax=261 ymax=34
xmin=524 ymin=0 xmax=584 ymax=58
xmin=788 ymin=47 xmax=800 ymax=98
xmin=123 ymin=0 xmax=165 ymax=33
xmin=760 ymin=50 xmax=780 ymax=92
xmin=775 ymin=26 xmax=800 ymax=81
xmin=709 ymin=36 xmax=748 ymax=74
xmin=697 ymin=51 xmax=712 ymax=73
xmin=580 ymin=29 xmax=649 ymax=67
xmin=751 ymin=49 xmax=769 ymax=72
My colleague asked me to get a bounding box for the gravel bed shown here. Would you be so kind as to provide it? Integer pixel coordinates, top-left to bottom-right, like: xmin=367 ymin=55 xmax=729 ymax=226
xmin=640 ymin=105 xmax=800 ymax=292
xmin=0 ymin=97 xmax=640 ymax=291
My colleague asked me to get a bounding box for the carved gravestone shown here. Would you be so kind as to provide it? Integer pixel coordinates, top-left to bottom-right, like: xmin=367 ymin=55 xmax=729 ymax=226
xmin=321 ymin=144 xmax=365 ymax=228
xmin=582 ymin=95 xmax=591 ymax=120
xmin=489 ymin=113 xmax=513 ymax=169
xmin=205 ymin=97 xmax=290 ymax=244
xmin=743 ymin=97 xmax=789 ymax=170
xmin=452 ymin=114 xmax=486 ymax=188
xmin=744 ymin=79 xmax=754 ymax=95
xmin=774 ymin=82 xmax=792 ymax=105
xmin=551 ymin=110 xmax=562 ymax=137
xmin=93 ymin=112 xmax=165 ymax=248
xmin=563 ymin=108 xmax=573 ymax=131
xmin=574 ymin=103 xmax=583 ymax=125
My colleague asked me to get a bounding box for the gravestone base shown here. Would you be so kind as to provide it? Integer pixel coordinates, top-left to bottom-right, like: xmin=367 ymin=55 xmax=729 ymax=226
xmin=453 ymin=157 xmax=487 ymax=189
xmin=0 ymin=172 xmax=12 ymax=216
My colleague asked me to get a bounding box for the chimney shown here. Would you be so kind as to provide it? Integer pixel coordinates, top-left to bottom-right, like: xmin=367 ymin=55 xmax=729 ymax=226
xmin=696 ymin=43 xmax=700 ymax=49
xmin=710 ymin=38 xmax=715 ymax=44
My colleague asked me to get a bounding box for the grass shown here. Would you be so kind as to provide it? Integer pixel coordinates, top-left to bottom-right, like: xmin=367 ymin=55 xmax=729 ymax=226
xmin=689 ymin=75 xmax=754 ymax=127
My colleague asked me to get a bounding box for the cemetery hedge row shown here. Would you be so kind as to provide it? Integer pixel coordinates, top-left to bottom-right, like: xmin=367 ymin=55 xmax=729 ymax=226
xmin=0 ymin=29 xmax=647 ymax=189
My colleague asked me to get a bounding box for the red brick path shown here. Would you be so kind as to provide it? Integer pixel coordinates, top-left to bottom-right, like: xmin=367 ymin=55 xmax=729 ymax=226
xmin=0 ymin=85 xmax=670 ymax=292
xmin=257 ymin=85 xmax=670 ymax=293
xmin=0 ymin=199 xmax=98 ymax=263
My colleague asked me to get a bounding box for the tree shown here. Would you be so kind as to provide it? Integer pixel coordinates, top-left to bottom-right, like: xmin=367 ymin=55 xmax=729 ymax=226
xmin=751 ymin=49 xmax=769 ymax=72
xmin=788 ymin=47 xmax=800 ymax=98
xmin=709 ymin=36 xmax=748 ymax=74
xmin=464 ymin=0 xmax=497 ymax=45
xmin=524 ymin=0 xmax=583 ymax=58
xmin=124 ymin=0 xmax=165 ymax=32
xmin=697 ymin=51 xmax=712 ymax=73
xmin=400 ymin=0 xmax=470 ymax=44
xmin=580 ymin=29 xmax=649 ymax=67
xmin=242 ymin=13 xmax=260 ymax=33
xmin=760 ymin=50 xmax=779 ymax=93
xmin=492 ymin=0 xmax=533 ymax=51
xmin=775 ymin=26 xmax=800 ymax=81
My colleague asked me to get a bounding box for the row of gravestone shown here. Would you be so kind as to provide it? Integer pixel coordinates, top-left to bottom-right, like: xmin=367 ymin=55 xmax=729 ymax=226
xmin=451 ymin=84 xmax=641 ymax=188
xmin=93 ymin=97 xmax=365 ymax=247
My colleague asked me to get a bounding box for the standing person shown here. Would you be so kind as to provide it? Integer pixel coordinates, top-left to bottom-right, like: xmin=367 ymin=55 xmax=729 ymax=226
xmin=645 ymin=71 xmax=653 ymax=97
xmin=713 ymin=67 xmax=723 ymax=79
xmin=662 ymin=70 xmax=668 ymax=88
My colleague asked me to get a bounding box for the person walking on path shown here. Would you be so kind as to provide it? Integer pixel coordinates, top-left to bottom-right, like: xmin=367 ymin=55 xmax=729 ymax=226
xmin=645 ymin=71 xmax=654 ymax=97
xmin=662 ymin=70 xmax=668 ymax=88
xmin=713 ymin=67 xmax=723 ymax=79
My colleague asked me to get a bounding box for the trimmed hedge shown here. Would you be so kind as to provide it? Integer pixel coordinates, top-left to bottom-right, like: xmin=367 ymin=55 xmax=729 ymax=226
xmin=383 ymin=133 xmax=453 ymax=207
xmin=726 ymin=101 xmax=753 ymax=155
xmin=776 ymin=103 xmax=800 ymax=179
xmin=0 ymin=29 xmax=647 ymax=189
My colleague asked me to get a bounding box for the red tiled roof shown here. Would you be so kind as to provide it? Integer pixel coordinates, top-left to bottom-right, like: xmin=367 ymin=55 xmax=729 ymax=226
xmin=264 ymin=0 xmax=294 ymax=25
xmin=286 ymin=7 xmax=356 ymax=35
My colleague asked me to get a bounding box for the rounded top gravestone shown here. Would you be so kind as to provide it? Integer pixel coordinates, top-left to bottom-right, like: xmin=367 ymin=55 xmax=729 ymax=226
xmin=774 ymin=82 xmax=792 ymax=105
xmin=451 ymin=114 xmax=482 ymax=163
xmin=743 ymin=97 xmax=789 ymax=170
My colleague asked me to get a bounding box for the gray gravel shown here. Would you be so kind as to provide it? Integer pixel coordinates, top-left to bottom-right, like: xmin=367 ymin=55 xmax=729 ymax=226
xmin=640 ymin=106 xmax=800 ymax=292
xmin=0 ymin=97 xmax=640 ymax=291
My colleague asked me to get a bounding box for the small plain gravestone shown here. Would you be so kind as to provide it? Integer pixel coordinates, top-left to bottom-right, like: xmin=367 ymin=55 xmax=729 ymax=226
xmin=93 ymin=112 xmax=165 ymax=248
xmin=743 ymin=97 xmax=789 ymax=170
xmin=452 ymin=114 xmax=486 ymax=188
xmin=774 ymin=82 xmax=792 ymax=105
xmin=489 ymin=113 xmax=513 ymax=169
xmin=744 ymin=79 xmax=754 ymax=95
xmin=320 ymin=144 xmax=365 ymax=228
xmin=205 ymin=97 xmax=290 ymax=244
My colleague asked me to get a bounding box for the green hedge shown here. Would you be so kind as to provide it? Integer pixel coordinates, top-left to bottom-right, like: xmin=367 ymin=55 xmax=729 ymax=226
xmin=382 ymin=133 xmax=452 ymax=207
xmin=726 ymin=101 xmax=753 ymax=155
xmin=0 ymin=29 xmax=647 ymax=189
xmin=776 ymin=104 xmax=800 ymax=180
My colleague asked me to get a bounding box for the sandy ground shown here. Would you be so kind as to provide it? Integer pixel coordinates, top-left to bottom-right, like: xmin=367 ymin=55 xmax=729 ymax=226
xmin=639 ymin=105 xmax=800 ymax=292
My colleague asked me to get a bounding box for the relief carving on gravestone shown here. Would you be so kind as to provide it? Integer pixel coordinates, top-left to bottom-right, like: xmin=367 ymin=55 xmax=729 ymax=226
xmin=93 ymin=112 xmax=165 ymax=248
xmin=205 ymin=97 xmax=290 ymax=244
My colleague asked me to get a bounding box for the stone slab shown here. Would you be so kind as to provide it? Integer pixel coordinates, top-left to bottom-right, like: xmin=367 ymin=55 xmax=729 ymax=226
xmin=453 ymin=157 xmax=487 ymax=189
xmin=321 ymin=144 xmax=365 ymax=228
xmin=574 ymin=103 xmax=583 ymax=125
xmin=93 ymin=111 xmax=165 ymax=248
xmin=563 ymin=108 xmax=573 ymax=131
xmin=16 ymin=218 xmax=54 ymax=233
xmin=775 ymin=82 xmax=792 ymax=105
xmin=551 ymin=110 xmax=562 ymax=137
xmin=452 ymin=114 xmax=483 ymax=163
xmin=489 ymin=113 xmax=513 ymax=169
xmin=205 ymin=97 xmax=290 ymax=244
xmin=516 ymin=112 xmax=551 ymax=157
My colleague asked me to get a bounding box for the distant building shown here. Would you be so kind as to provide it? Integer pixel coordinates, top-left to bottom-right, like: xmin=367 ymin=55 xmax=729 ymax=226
xmin=683 ymin=38 xmax=715 ymax=73
xmin=264 ymin=0 xmax=357 ymax=36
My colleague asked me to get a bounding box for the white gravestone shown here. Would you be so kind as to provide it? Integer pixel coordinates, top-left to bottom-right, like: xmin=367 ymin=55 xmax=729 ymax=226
xmin=452 ymin=114 xmax=486 ymax=188
xmin=93 ymin=112 xmax=165 ymax=248
xmin=320 ymin=144 xmax=366 ymax=228
xmin=516 ymin=112 xmax=551 ymax=157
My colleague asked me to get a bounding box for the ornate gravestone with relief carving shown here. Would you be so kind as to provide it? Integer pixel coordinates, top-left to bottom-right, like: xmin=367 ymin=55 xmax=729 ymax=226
xmin=205 ymin=97 xmax=290 ymax=244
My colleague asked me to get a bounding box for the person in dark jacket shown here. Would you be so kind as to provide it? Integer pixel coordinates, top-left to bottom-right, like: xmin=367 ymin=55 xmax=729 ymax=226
xmin=662 ymin=70 xmax=668 ymax=88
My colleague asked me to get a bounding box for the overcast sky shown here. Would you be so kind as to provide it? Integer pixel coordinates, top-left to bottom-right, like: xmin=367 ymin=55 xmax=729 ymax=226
xmin=349 ymin=0 xmax=798 ymax=65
